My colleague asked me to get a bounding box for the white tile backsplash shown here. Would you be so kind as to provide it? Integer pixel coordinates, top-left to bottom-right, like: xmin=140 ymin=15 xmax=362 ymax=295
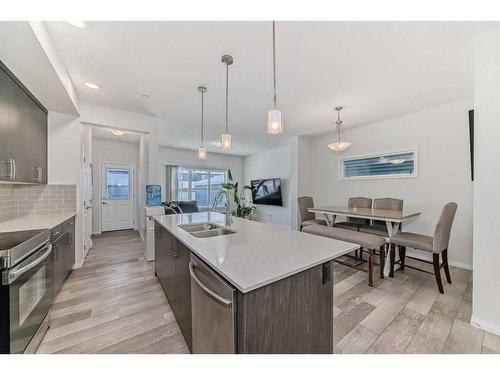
xmin=0 ymin=184 xmax=76 ymax=222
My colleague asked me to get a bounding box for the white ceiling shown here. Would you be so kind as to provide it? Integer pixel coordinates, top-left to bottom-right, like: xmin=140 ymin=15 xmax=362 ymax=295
xmin=45 ymin=21 xmax=488 ymax=155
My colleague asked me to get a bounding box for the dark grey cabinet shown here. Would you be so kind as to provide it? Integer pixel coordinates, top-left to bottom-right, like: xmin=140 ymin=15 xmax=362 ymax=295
xmin=51 ymin=218 xmax=75 ymax=296
xmin=154 ymin=223 xmax=192 ymax=351
xmin=0 ymin=60 xmax=48 ymax=184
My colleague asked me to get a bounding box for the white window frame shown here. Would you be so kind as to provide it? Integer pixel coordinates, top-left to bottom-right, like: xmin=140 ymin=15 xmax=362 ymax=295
xmin=174 ymin=167 xmax=228 ymax=208
xmin=338 ymin=148 xmax=419 ymax=181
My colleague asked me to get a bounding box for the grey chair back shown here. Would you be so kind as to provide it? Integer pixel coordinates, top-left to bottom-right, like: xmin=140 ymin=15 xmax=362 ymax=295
xmin=433 ymin=202 xmax=458 ymax=253
xmin=298 ymin=196 xmax=316 ymax=224
xmin=372 ymin=198 xmax=404 ymax=226
xmin=347 ymin=197 xmax=372 ymax=225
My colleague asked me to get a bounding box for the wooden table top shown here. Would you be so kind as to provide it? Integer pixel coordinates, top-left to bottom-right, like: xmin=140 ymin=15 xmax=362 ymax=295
xmin=308 ymin=206 xmax=421 ymax=222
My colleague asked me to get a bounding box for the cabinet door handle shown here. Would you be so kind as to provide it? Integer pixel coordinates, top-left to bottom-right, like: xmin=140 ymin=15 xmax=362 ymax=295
xmin=8 ymin=158 xmax=16 ymax=180
xmin=171 ymin=239 xmax=178 ymax=257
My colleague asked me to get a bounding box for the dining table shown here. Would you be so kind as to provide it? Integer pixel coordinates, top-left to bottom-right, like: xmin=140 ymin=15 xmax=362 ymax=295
xmin=308 ymin=206 xmax=421 ymax=237
xmin=308 ymin=206 xmax=422 ymax=276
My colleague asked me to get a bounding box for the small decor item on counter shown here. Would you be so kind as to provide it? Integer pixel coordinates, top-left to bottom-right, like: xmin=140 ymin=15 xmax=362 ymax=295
xmin=221 ymin=170 xmax=256 ymax=220
xmin=146 ymin=185 xmax=161 ymax=206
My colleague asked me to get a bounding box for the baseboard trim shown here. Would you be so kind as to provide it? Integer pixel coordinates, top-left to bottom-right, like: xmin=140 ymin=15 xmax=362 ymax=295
xmin=471 ymin=315 xmax=500 ymax=336
xmin=449 ymin=260 xmax=472 ymax=271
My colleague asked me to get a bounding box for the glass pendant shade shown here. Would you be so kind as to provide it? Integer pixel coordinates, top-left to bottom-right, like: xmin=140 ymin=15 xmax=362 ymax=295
xmin=198 ymin=146 xmax=207 ymax=160
xmin=327 ymin=141 xmax=352 ymax=152
xmin=267 ymin=109 xmax=283 ymax=135
xmin=221 ymin=133 xmax=232 ymax=150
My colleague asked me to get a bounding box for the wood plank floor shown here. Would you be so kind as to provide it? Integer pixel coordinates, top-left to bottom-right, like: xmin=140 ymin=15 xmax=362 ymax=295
xmin=332 ymin=257 xmax=500 ymax=354
xmin=37 ymin=229 xmax=500 ymax=354
xmin=36 ymin=230 xmax=189 ymax=354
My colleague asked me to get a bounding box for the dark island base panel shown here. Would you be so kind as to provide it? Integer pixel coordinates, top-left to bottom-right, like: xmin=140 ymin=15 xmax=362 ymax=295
xmin=155 ymin=221 xmax=334 ymax=354
xmin=237 ymin=262 xmax=333 ymax=354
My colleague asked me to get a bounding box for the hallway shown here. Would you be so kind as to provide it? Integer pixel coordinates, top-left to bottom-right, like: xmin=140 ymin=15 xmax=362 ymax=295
xmin=37 ymin=230 xmax=189 ymax=353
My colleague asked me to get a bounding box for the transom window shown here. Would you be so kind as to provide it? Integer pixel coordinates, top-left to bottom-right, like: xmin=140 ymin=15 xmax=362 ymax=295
xmin=175 ymin=168 xmax=227 ymax=208
xmin=340 ymin=150 xmax=417 ymax=180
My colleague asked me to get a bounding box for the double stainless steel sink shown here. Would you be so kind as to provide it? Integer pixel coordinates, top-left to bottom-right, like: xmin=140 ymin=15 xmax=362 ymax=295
xmin=178 ymin=222 xmax=236 ymax=238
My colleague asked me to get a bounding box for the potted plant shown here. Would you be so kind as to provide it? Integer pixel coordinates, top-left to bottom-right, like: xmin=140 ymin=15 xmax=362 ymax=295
xmin=221 ymin=170 xmax=256 ymax=220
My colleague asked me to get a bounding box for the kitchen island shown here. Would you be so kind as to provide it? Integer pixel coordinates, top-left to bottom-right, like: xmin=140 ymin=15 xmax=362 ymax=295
xmin=154 ymin=212 xmax=358 ymax=354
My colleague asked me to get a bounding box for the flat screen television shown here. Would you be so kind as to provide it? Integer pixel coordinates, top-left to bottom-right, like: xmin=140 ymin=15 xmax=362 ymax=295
xmin=250 ymin=178 xmax=283 ymax=206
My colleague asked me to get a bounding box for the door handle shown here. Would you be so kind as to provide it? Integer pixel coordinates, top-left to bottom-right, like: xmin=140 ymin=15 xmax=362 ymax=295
xmin=102 ymin=201 xmax=107 ymax=205
xmin=189 ymin=262 xmax=232 ymax=309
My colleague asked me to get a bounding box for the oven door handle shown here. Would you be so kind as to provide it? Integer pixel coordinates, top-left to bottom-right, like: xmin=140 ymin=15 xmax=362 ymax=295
xmin=4 ymin=244 xmax=52 ymax=285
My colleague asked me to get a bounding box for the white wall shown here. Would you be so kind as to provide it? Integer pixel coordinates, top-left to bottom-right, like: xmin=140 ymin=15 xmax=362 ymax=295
xmin=92 ymin=138 xmax=139 ymax=234
xmin=471 ymin=26 xmax=500 ymax=336
xmin=47 ymin=111 xmax=85 ymax=267
xmin=158 ymin=146 xmax=244 ymax=203
xmin=244 ymin=143 xmax=296 ymax=227
xmin=137 ymin=135 xmax=149 ymax=239
xmin=310 ymin=99 xmax=473 ymax=269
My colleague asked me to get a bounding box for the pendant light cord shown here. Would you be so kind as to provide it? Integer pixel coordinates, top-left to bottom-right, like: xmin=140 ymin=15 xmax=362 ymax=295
xmin=336 ymin=108 xmax=343 ymax=142
xmin=201 ymin=89 xmax=204 ymax=146
xmin=272 ymin=21 xmax=277 ymax=109
xmin=225 ymin=63 xmax=229 ymax=134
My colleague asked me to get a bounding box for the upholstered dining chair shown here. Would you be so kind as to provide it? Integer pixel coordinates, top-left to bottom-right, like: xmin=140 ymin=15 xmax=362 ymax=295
xmin=335 ymin=197 xmax=373 ymax=231
xmin=389 ymin=202 xmax=458 ymax=294
xmin=297 ymin=196 xmax=327 ymax=231
xmin=359 ymin=198 xmax=404 ymax=236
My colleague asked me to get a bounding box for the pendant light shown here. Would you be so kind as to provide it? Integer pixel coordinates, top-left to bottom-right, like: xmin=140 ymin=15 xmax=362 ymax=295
xmin=267 ymin=21 xmax=283 ymax=135
xmin=197 ymin=86 xmax=207 ymax=160
xmin=328 ymin=106 xmax=352 ymax=151
xmin=221 ymin=55 xmax=233 ymax=150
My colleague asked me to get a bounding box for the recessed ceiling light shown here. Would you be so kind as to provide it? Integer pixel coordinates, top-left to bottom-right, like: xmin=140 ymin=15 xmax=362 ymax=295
xmin=141 ymin=94 xmax=150 ymax=99
xmin=67 ymin=21 xmax=87 ymax=28
xmin=110 ymin=129 xmax=127 ymax=136
xmin=84 ymin=82 xmax=99 ymax=89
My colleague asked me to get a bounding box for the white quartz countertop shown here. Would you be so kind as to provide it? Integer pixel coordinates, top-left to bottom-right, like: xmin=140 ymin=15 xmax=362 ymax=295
xmin=0 ymin=213 xmax=76 ymax=233
xmin=154 ymin=212 xmax=359 ymax=293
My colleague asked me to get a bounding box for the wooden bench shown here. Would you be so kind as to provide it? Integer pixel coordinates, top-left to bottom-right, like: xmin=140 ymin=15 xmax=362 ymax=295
xmin=302 ymin=225 xmax=386 ymax=286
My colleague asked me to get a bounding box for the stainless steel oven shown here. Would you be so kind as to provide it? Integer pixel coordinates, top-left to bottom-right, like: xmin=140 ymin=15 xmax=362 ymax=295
xmin=0 ymin=229 xmax=52 ymax=354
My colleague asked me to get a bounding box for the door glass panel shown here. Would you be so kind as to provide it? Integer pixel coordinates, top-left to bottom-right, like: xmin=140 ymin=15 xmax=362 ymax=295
xmin=106 ymin=168 xmax=130 ymax=200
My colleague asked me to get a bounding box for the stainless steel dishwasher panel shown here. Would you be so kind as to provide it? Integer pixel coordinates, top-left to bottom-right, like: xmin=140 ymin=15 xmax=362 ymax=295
xmin=190 ymin=254 xmax=236 ymax=354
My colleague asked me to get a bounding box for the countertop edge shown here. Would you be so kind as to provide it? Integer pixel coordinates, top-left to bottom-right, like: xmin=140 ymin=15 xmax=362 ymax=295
xmin=0 ymin=212 xmax=77 ymax=233
xmin=154 ymin=215 xmax=358 ymax=293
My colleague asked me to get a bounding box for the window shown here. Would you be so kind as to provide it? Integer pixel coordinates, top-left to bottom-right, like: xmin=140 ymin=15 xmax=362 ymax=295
xmin=106 ymin=168 xmax=130 ymax=199
xmin=174 ymin=168 xmax=227 ymax=208
xmin=340 ymin=150 xmax=417 ymax=180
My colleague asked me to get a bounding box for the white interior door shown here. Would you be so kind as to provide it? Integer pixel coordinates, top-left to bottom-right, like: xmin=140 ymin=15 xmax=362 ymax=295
xmin=83 ymin=164 xmax=93 ymax=254
xmin=101 ymin=163 xmax=134 ymax=232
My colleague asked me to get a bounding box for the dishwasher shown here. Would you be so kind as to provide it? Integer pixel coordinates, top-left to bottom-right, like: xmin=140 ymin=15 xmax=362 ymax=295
xmin=189 ymin=254 xmax=237 ymax=353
